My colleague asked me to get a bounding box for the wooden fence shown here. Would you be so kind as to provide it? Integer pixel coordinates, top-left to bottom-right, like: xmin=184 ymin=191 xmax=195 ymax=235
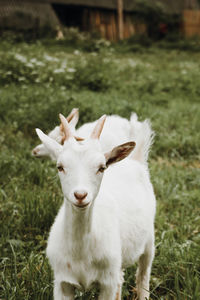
xmin=82 ymin=8 xmax=146 ymax=41
xmin=183 ymin=9 xmax=200 ymax=37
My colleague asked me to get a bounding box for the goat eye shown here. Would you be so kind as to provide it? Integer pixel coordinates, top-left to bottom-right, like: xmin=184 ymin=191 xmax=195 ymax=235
xmin=98 ymin=166 xmax=106 ymax=173
xmin=57 ymin=165 xmax=64 ymax=172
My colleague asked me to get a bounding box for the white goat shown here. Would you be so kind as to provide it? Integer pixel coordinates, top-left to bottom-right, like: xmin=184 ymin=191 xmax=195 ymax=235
xmin=36 ymin=114 xmax=156 ymax=300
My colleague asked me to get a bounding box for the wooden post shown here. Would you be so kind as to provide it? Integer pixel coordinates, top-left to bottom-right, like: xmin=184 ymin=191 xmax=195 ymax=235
xmin=117 ymin=0 xmax=124 ymax=39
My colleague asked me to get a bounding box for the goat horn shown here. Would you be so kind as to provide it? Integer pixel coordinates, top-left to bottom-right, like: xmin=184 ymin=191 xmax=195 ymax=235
xmin=66 ymin=108 xmax=79 ymax=123
xmin=91 ymin=115 xmax=106 ymax=139
xmin=60 ymin=108 xmax=79 ymax=133
xmin=59 ymin=113 xmax=73 ymax=141
xmin=60 ymin=123 xmax=64 ymax=133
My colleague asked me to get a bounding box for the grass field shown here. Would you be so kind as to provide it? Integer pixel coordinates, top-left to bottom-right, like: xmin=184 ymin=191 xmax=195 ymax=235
xmin=0 ymin=38 xmax=200 ymax=299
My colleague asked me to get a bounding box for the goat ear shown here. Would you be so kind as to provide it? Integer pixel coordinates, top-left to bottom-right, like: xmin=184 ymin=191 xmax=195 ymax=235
xmin=105 ymin=142 xmax=136 ymax=167
xmin=36 ymin=128 xmax=62 ymax=160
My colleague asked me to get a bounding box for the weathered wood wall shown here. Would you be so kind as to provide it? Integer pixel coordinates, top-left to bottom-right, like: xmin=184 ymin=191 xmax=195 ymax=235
xmin=82 ymin=8 xmax=146 ymax=41
xmin=183 ymin=9 xmax=200 ymax=37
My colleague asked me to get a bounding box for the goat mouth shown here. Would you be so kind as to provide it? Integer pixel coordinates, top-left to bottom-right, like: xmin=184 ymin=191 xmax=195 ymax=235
xmin=74 ymin=202 xmax=90 ymax=209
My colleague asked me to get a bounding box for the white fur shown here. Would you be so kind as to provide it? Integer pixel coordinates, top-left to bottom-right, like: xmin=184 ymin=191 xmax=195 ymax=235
xmin=76 ymin=115 xmax=130 ymax=152
xmin=129 ymin=113 xmax=155 ymax=165
xmin=36 ymin=121 xmax=156 ymax=300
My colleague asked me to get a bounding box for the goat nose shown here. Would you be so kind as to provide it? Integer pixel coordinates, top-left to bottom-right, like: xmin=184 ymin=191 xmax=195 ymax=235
xmin=74 ymin=191 xmax=88 ymax=201
xmin=32 ymin=148 xmax=38 ymax=155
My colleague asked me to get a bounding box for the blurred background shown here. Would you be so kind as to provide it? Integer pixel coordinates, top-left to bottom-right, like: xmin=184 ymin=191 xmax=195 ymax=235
xmin=1 ymin=0 xmax=200 ymax=41
xmin=0 ymin=1 xmax=200 ymax=299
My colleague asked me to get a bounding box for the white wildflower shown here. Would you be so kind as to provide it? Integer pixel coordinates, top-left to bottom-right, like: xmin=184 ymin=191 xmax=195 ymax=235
xmin=181 ymin=70 xmax=187 ymax=75
xmin=67 ymin=68 xmax=76 ymax=73
xmin=14 ymin=54 xmax=27 ymax=63
xmin=44 ymin=54 xmax=59 ymax=62
xmin=54 ymin=68 xmax=65 ymax=74
xmin=74 ymin=50 xmax=80 ymax=55
xmin=18 ymin=77 xmax=26 ymax=82
xmin=35 ymin=61 xmax=45 ymax=67
xmin=30 ymin=58 xmax=45 ymax=66
xmin=26 ymin=63 xmax=34 ymax=68
xmin=30 ymin=58 xmax=37 ymax=63
xmin=128 ymin=59 xmax=138 ymax=67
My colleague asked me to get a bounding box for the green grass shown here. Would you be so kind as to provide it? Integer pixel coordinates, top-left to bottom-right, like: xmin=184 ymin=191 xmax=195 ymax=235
xmin=0 ymin=39 xmax=200 ymax=299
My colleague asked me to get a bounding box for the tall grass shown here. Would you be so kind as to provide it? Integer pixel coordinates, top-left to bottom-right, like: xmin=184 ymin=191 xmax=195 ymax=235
xmin=0 ymin=39 xmax=199 ymax=299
